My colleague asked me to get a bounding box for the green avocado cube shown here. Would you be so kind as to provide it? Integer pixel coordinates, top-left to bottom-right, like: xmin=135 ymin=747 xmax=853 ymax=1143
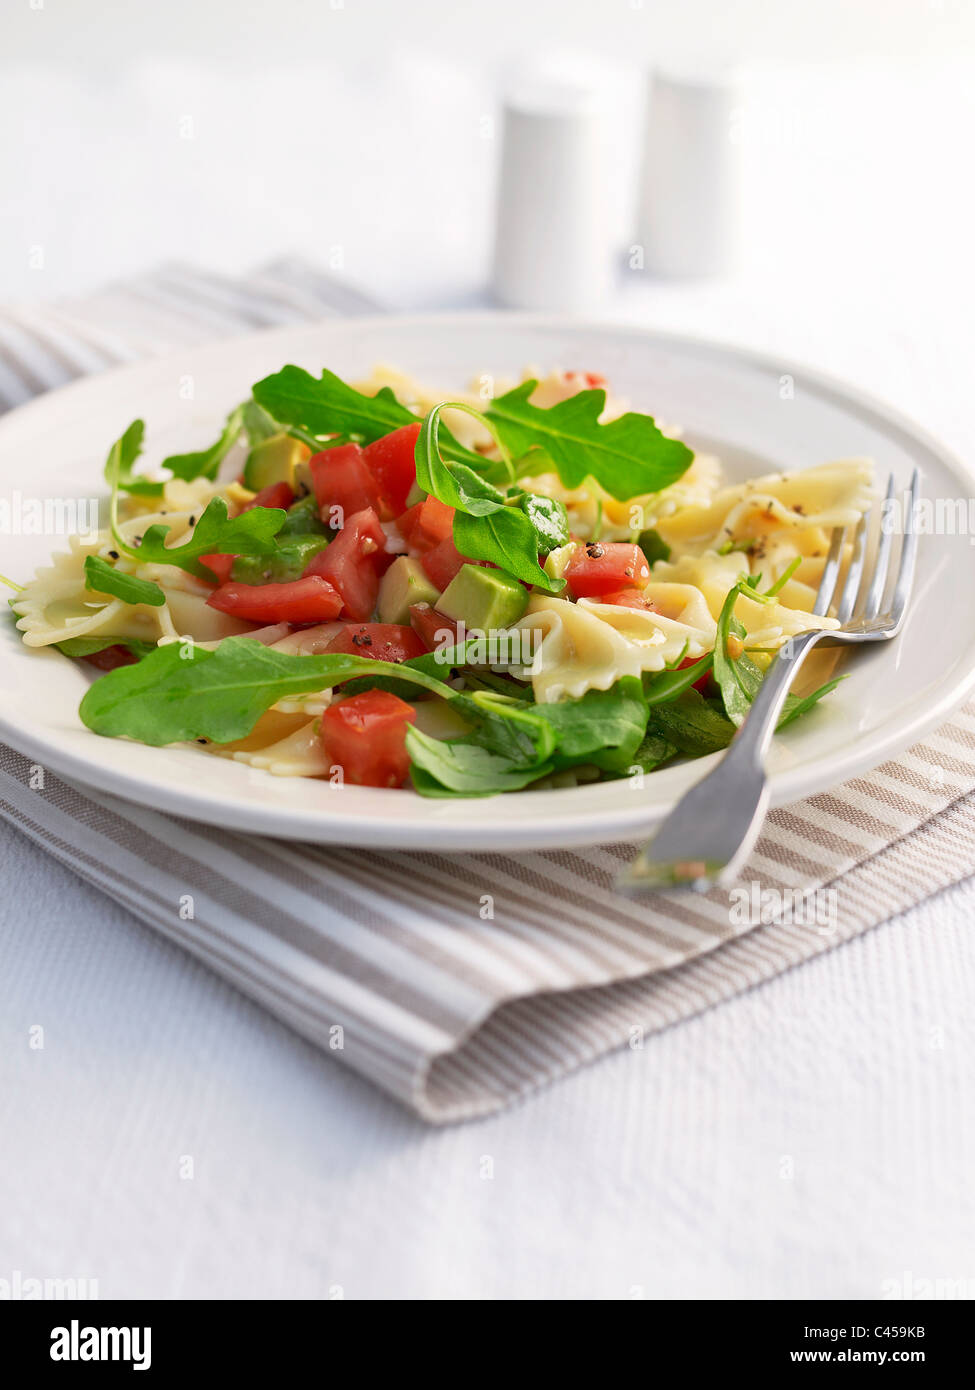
xmin=277 ymin=493 xmax=328 ymax=537
xmin=242 ymin=432 xmax=312 ymax=492
xmin=377 ymin=555 xmax=441 ymax=624
xmin=231 ymin=534 xmax=328 ymax=586
xmin=437 ymin=564 xmax=528 ymax=631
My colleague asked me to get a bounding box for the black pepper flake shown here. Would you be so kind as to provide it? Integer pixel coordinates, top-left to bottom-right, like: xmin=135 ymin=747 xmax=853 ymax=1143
xmin=585 ymin=542 xmax=604 ymax=559
xmin=623 ymin=566 xmax=634 ymax=578
xmin=189 ymin=515 xmax=197 ymax=526
xmin=197 ymin=738 xmax=207 ymax=744
xmin=352 ymin=631 xmax=373 ymax=647
xmin=108 ymin=550 xmax=119 ymax=559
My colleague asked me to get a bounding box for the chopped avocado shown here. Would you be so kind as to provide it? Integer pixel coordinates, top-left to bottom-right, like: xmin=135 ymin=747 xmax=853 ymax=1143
xmin=242 ymin=432 xmax=311 ymax=492
xmin=438 ymin=564 xmax=528 ymax=631
xmin=231 ymin=535 xmax=328 ymax=585
xmin=404 ymin=479 xmax=427 ymax=508
xmin=378 ymin=555 xmax=441 ymax=624
xmin=278 ymin=493 xmax=328 ymax=537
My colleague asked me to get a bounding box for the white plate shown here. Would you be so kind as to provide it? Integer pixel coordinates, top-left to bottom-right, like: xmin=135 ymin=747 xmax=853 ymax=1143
xmin=1 ymin=313 xmax=973 ymax=850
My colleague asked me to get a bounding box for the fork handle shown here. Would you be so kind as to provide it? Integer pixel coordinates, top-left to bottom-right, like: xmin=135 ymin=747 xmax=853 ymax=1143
xmin=620 ymin=629 xmax=828 ymax=892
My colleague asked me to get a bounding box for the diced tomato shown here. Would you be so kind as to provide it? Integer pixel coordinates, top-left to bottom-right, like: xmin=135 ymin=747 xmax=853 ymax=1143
xmin=396 ymin=495 xmax=454 ymax=551
xmin=303 ymin=507 xmax=386 ymax=622
xmin=207 ymin=575 xmax=343 ymax=624
xmin=564 ymin=542 xmax=650 ymax=599
xmin=320 ymin=689 xmax=416 ymax=788
xmin=599 ymin=589 xmax=658 ymax=611
xmin=409 ymin=603 xmax=459 ymax=652
xmin=363 ymin=423 xmax=420 ymax=515
xmin=310 ymin=443 xmax=386 ymax=524
xmin=420 ymin=534 xmax=472 ymax=590
xmin=678 ymin=655 xmax=712 ymax=694
xmin=199 ymin=553 xmax=236 ymax=584
xmin=564 ymin=370 xmax=609 ymax=391
xmin=81 ymin=644 xmax=139 ymax=671
xmin=241 ymin=481 xmax=294 ymax=513
xmin=325 ymin=622 xmax=426 ymax=664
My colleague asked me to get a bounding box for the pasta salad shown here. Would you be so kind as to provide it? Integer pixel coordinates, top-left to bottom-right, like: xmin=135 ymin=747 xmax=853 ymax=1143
xmin=8 ymin=364 xmax=874 ymax=796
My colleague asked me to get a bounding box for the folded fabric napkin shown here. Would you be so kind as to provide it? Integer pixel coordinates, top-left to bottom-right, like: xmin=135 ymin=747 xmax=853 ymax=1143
xmin=2 ymin=261 xmax=973 ymax=1122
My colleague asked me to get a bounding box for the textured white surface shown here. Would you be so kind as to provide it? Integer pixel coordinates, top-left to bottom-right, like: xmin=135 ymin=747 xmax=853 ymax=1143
xmin=2 ymin=822 xmax=975 ymax=1299
xmin=2 ymin=47 xmax=975 ymax=1298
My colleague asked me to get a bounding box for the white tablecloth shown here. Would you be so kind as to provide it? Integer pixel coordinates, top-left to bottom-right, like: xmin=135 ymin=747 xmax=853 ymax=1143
xmin=3 ymin=52 xmax=974 ymax=1297
xmin=3 ymin=818 xmax=974 ymax=1299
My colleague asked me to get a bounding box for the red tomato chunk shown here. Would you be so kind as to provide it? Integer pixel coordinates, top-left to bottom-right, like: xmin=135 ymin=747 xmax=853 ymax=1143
xmin=409 ymin=603 xmax=459 ymax=652
xmin=81 ymin=644 xmax=139 ymax=671
xmin=199 ymin=553 xmax=236 ymax=584
xmin=564 ymin=542 xmax=650 ymax=599
xmin=241 ymin=481 xmax=294 ymax=513
xmin=320 ymin=690 xmax=416 ymax=788
xmin=420 ymin=534 xmax=471 ymax=590
xmin=304 ymin=507 xmax=386 ymax=622
xmin=678 ymin=655 xmax=713 ymax=694
xmin=324 ymin=623 xmax=426 ymax=663
xmin=310 ymin=443 xmax=386 ymax=523
xmin=207 ymin=576 xmax=343 ymax=623
xmin=396 ymin=495 xmax=454 ymax=551
xmin=363 ymin=424 xmax=421 ymax=515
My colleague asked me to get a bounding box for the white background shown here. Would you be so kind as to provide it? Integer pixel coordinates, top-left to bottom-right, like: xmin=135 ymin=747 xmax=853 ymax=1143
xmin=2 ymin=0 xmax=975 ymax=1301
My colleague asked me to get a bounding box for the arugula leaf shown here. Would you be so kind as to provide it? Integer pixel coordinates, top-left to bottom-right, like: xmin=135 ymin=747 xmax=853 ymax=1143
xmin=241 ymin=399 xmax=279 ymax=446
xmin=485 ymin=381 xmax=694 ymax=502
xmin=451 ymin=509 xmax=555 ymax=591
xmin=341 ymin=637 xmax=483 ymax=699
xmin=628 ymin=730 xmax=678 ymax=772
xmin=646 ymin=692 xmax=737 ymax=755
xmin=417 ymin=403 xmax=563 ymax=593
xmin=776 ymin=678 xmax=845 ymax=726
xmin=409 ymin=679 xmax=649 ymax=797
xmin=104 ymin=420 xmax=162 ymax=498
xmin=713 ymin=584 xmax=767 ymax=727
xmin=84 ymin=556 xmax=165 ymax=608
xmin=252 ymin=365 xmax=482 ymax=466
xmin=79 ymin=636 xmax=454 ymax=746
xmin=254 ymin=364 xmax=413 ymax=439
xmin=57 ymin=635 xmax=156 ymax=661
xmin=643 ymin=653 xmax=713 ymax=705
xmin=407 ymin=727 xmax=553 ymax=796
xmin=520 ymin=493 xmax=570 ymax=554
xmin=161 ymin=405 xmax=245 ymax=483
xmin=114 ymin=497 xmax=287 ymax=580
xmin=636 ymin=528 xmax=671 ymax=566
xmin=449 ymin=692 xmax=557 ymax=767
xmin=532 ymin=677 xmax=649 ymax=772
xmin=713 ymin=581 xmax=846 ymax=729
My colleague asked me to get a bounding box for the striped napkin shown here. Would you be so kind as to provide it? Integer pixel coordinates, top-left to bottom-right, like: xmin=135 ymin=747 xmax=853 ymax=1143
xmin=2 ymin=260 xmax=974 ymax=1123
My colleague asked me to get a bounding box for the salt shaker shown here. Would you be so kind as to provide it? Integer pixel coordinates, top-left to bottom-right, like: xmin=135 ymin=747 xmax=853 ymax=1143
xmin=492 ymin=78 xmax=611 ymax=312
xmin=635 ymin=67 xmax=742 ymax=279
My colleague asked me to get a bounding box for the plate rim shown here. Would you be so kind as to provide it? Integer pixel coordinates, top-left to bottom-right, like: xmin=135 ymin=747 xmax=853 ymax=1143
xmin=1 ymin=310 xmax=972 ymax=850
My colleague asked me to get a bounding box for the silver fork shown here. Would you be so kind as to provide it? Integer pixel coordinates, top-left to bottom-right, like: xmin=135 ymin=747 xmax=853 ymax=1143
xmin=618 ymin=469 xmax=920 ymax=895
